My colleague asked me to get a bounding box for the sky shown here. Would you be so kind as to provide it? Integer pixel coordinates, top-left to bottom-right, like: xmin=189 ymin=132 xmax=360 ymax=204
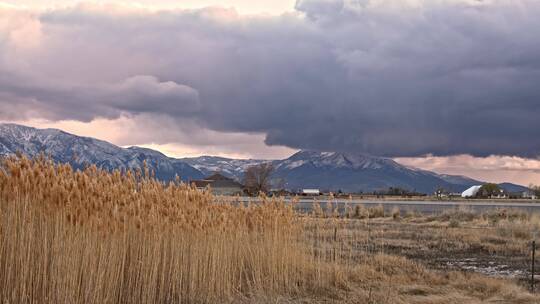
xmin=0 ymin=0 xmax=296 ymax=15
xmin=0 ymin=0 xmax=539 ymax=185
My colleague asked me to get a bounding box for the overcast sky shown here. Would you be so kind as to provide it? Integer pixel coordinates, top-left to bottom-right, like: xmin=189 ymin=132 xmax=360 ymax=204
xmin=1 ymin=0 xmax=539 ymax=185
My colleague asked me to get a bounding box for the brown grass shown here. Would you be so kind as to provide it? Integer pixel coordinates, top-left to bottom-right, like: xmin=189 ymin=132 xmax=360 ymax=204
xmin=1 ymin=156 xmax=538 ymax=303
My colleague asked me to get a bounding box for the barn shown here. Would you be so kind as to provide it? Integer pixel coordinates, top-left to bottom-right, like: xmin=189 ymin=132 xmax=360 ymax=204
xmin=192 ymin=173 xmax=243 ymax=196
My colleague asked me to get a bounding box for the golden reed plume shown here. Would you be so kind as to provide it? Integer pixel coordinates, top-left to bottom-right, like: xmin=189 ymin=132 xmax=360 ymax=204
xmin=0 ymin=156 xmax=324 ymax=303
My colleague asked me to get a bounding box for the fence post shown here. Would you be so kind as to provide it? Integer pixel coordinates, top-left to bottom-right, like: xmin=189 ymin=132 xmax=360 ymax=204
xmin=532 ymin=240 xmax=536 ymax=293
xmin=333 ymin=226 xmax=338 ymax=262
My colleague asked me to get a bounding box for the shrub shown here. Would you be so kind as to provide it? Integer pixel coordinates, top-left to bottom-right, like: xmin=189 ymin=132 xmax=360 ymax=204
xmin=353 ymin=204 xmax=369 ymax=219
xmin=368 ymin=204 xmax=385 ymax=218
xmin=438 ymin=205 xmax=477 ymax=222
xmin=484 ymin=208 xmax=529 ymax=224
xmin=312 ymin=202 xmax=325 ymax=218
xmin=449 ymin=219 xmax=460 ymax=228
xmin=391 ymin=207 xmax=400 ymax=220
xmin=495 ymin=220 xmax=533 ymax=240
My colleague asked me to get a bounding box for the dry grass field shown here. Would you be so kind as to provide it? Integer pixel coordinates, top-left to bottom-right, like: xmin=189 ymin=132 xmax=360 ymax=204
xmin=1 ymin=156 xmax=539 ymax=303
xmin=307 ymin=204 xmax=540 ymax=279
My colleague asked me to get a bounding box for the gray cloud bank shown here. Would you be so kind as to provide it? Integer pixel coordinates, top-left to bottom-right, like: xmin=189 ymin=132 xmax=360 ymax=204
xmin=1 ymin=0 xmax=540 ymax=157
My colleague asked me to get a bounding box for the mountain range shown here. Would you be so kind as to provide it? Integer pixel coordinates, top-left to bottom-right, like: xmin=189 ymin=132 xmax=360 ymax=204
xmin=0 ymin=123 xmax=204 ymax=181
xmin=182 ymin=151 xmax=486 ymax=193
xmin=0 ymin=123 xmax=529 ymax=194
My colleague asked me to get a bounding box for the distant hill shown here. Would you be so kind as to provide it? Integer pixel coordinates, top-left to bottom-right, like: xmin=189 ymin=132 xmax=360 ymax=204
xmin=270 ymin=151 xmax=479 ymax=193
xmin=498 ymin=182 xmax=530 ymax=193
xmin=185 ymin=150 xmax=526 ymax=194
xmin=0 ymin=124 xmax=204 ymax=181
xmin=1 ymin=123 xmax=529 ymax=194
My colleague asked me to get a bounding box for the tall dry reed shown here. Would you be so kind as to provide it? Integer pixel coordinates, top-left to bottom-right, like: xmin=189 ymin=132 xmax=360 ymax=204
xmin=0 ymin=156 xmax=331 ymax=303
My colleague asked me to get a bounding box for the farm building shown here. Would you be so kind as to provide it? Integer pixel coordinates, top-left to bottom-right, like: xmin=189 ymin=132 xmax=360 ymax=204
xmin=191 ymin=173 xmax=243 ymax=196
xmin=302 ymin=189 xmax=320 ymax=196
xmin=523 ymin=191 xmax=538 ymax=200
xmin=461 ymin=185 xmax=482 ymax=198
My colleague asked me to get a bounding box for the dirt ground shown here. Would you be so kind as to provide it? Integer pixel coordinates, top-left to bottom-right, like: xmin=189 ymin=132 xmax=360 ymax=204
xmin=353 ymin=219 xmax=531 ymax=279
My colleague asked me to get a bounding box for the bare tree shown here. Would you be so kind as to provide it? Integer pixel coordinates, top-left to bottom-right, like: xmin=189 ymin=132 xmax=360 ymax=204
xmin=530 ymin=184 xmax=540 ymax=197
xmin=243 ymin=163 xmax=274 ymax=196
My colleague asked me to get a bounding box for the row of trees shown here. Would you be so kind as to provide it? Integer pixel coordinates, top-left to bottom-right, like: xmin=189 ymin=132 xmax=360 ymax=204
xmin=476 ymin=183 xmax=540 ymax=198
xmin=375 ymin=187 xmax=425 ymax=197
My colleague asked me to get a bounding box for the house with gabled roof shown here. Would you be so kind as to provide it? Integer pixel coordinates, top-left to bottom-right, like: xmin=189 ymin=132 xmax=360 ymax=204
xmin=191 ymin=173 xmax=244 ymax=196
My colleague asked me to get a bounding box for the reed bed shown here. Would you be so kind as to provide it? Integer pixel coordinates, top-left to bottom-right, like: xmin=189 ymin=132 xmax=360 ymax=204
xmin=1 ymin=156 xmax=538 ymax=303
xmin=0 ymin=156 xmax=332 ymax=303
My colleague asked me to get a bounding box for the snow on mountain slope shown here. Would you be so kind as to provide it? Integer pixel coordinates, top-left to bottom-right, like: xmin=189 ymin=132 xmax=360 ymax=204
xmin=1 ymin=123 xmax=526 ymax=194
xmin=270 ymin=150 xmax=474 ymax=193
xmin=0 ymin=124 xmax=204 ymax=181
xmin=182 ymin=150 xmax=484 ymax=193
xmin=181 ymin=156 xmax=266 ymax=180
xmin=275 ymin=150 xmax=406 ymax=171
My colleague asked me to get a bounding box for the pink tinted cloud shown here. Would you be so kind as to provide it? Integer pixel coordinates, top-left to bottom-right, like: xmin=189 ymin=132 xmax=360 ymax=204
xmin=9 ymin=116 xmax=297 ymax=160
xmin=395 ymin=155 xmax=540 ymax=186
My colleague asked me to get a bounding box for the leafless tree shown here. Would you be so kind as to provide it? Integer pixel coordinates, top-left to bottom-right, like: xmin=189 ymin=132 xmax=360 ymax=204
xmin=530 ymin=184 xmax=540 ymax=196
xmin=243 ymin=163 xmax=274 ymax=196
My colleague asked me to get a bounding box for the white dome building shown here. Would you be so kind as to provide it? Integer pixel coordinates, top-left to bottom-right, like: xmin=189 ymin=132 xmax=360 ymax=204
xmin=461 ymin=185 xmax=482 ymax=198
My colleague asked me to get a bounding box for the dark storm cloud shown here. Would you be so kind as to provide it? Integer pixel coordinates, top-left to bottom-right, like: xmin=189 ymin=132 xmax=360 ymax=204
xmin=0 ymin=70 xmax=200 ymax=122
xmin=1 ymin=0 xmax=540 ymax=157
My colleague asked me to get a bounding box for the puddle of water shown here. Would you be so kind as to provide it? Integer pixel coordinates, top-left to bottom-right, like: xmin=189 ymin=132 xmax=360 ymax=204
xmin=440 ymin=257 xmax=526 ymax=278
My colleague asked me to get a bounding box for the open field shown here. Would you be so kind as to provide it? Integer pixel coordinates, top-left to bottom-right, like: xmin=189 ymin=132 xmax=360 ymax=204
xmin=259 ymin=194 xmax=540 ymax=203
xmin=304 ymin=205 xmax=540 ymax=278
xmin=233 ymin=196 xmax=540 ymax=216
xmin=1 ymin=157 xmax=540 ymax=303
xmin=329 ymin=196 xmax=540 ymax=203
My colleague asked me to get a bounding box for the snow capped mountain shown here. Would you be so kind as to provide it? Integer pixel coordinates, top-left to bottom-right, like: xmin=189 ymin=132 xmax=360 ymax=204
xmin=275 ymin=150 xmax=406 ymax=171
xmin=181 ymin=150 xmax=483 ymax=193
xmin=184 ymin=150 xmax=409 ymax=177
xmin=1 ymin=123 xmax=527 ymax=194
xmin=181 ymin=156 xmax=266 ymax=180
xmin=0 ymin=123 xmax=204 ymax=181
xmin=269 ymin=150 xmax=480 ymax=193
